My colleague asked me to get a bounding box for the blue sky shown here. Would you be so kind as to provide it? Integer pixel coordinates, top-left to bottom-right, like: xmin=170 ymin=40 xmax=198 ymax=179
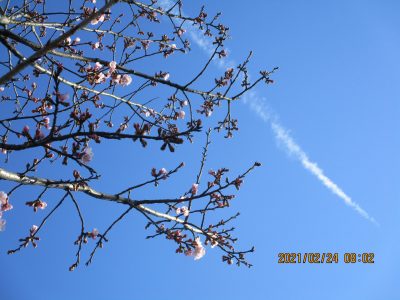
xmin=1 ymin=0 xmax=400 ymax=299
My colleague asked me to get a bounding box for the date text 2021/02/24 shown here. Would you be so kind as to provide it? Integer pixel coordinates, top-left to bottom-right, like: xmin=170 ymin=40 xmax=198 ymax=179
xmin=277 ymin=253 xmax=374 ymax=264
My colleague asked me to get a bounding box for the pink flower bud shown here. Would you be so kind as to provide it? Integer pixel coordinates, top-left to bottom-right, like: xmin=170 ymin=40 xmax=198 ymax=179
xmin=162 ymin=73 xmax=170 ymax=81
xmin=159 ymin=168 xmax=168 ymax=179
xmin=191 ymin=183 xmax=199 ymax=195
xmin=30 ymin=225 xmax=39 ymax=235
xmin=22 ymin=125 xmax=30 ymax=135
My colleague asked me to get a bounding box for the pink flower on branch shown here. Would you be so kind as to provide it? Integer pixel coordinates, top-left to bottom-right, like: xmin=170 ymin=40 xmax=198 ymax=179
xmin=94 ymin=62 xmax=103 ymax=71
xmin=178 ymin=110 xmax=185 ymax=119
xmin=65 ymin=37 xmax=72 ymax=45
xmin=0 ymin=191 xmax=13 ymax=212
xmin=108 ymin=61 xmax=117 ymax=73
xmin=80 ymin=147 xmax=94 ymax=164
xmin=111 ymin=74 xmax=121 ymax=85
xmin=89 ymin=228 xmax=99 ymax=239
xmin=92 ymin=42 xmax=100 ymax=49
xmin=191 ymin=183 xmax=199 ymax=195
xmin=120 ymin=74 xmax=132 ymax=86
xmin=175 ymin=206 xmax=189 ymax=217
xmin=22 ymin=125 xmax=30 ymax=135
xmin=30 ymin=225 xmax=39 ymax=235
xmin=162 ymin=73 xmax=170 ymax=81
xmin=193 ymin=237 xmax=206 ymax=260
xmin=25 ymin=199 xmax=48 ymax=212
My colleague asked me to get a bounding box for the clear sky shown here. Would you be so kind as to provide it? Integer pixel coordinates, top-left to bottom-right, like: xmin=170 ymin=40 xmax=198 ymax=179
xmin=1 ymin=0 xmax=400 ymax=299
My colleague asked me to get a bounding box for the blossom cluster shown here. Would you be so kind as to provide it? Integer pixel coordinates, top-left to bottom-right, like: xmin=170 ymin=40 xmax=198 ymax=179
xmin=0 ymin=191 xmax=13 ymax=231
xmin=85 ymin=61 xmax=132 ymax=87
xmin=185 ymin=237 xmax=206 ymax=260
xmin=175 ymin=206 xmax=190 ymax=217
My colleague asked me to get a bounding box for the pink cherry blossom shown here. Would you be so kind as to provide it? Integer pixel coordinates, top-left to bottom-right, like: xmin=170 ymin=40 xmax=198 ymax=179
xmin=1 ymin=202 xmax=13 ymax=212
xmin=0 ymin=191 xmax=7 ymax=205
xmin=0 ymin=87 xmax=4 ymax=92
xmin=177 ymin=29 xmax=186 ymax=36
xmin=109 ymin=61 xmax=117 ymax=73
xmin=94 ymin=62 xmax=103 ymax=71
xmin=191 ymin=183 xmax=199 ymax=195
xmin=43 ymin=117 xmax=50 ymax=129
xmin=92 ymin=42 xmax=100 ymax=49
xmin=37 ymin=201 xmax=47 ymax=210
xmin=178 ymin=110 xmax=185 ymax=119
xmin=73 ymin=37 xmax=81 ymax=44
xmin=159 ymin=168 xmax=168 ymax=179
xmin=80 ymin=147 xmax=94 ymax=164
xmin=193 ymin=237 xmax=206 ymax=260
xmin=65 ymin=37 xmax=72 ymax=45
xmin=90 ymin=228 xmax=99 ymax=239
xmin=182 ymin=100 xmax=188 ymax=106
xmin=1 ymin=190 xmax=16 ymax=212
xmin=92 ymin=71 xmax=106 ymax=84
xmin=120 ymin=74 xmax=132 ymax=86
xmin=176 ymin=206 xmax=189 ymax=217
xmin=111 ymin=74 xmax=121 ymax=85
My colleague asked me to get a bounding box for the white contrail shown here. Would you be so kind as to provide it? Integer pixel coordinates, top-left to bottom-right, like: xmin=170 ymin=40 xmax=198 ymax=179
xmin=271 ymin=118 xmax=378 ymax=225
xmin=243 ymin=94 xmax=378 ymax=225
xmin=159 ymin=1 xmax=378 ymax=225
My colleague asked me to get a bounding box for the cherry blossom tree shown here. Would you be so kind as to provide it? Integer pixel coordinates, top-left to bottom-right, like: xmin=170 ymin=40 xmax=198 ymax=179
xmin=0 ymin=0 xmax=276 ymax=270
